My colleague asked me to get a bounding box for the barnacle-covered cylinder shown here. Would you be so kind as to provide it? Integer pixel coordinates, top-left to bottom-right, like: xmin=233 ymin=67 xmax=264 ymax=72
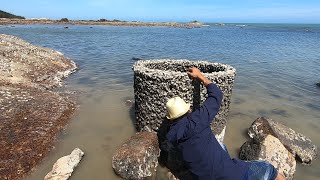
xmin=133 ymin=59 xmax=236 ymax=139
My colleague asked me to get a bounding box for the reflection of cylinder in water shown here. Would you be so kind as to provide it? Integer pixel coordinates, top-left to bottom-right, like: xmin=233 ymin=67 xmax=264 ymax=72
xmin=133 ymin=59 xmax=236 ymax=138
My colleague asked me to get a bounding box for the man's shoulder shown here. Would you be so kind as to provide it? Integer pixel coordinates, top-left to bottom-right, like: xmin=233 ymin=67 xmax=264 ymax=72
xmin=166 ymin=116 xmax=191 ymax=142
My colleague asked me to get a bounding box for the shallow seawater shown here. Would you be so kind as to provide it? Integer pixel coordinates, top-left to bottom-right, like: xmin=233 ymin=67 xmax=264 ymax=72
xmin=0 ymin=24 xmax=319 ymax=179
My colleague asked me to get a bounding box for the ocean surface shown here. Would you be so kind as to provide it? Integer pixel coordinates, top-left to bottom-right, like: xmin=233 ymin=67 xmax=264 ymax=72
xmin=0 ymin=23 xmax=319 ymax=179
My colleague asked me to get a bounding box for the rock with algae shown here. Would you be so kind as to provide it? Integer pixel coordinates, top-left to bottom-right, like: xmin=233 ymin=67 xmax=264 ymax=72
xmin=0 ymin=34 xmax=77 ymax=180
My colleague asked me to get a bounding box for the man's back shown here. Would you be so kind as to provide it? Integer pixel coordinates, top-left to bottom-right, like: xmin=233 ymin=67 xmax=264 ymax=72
xmin=166 ymin=83 xmax=248 ymax=180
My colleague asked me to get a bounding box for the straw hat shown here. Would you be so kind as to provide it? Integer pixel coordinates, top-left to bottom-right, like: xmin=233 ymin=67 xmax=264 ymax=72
xmin=166 ymin=97 xmax=190 ymax=120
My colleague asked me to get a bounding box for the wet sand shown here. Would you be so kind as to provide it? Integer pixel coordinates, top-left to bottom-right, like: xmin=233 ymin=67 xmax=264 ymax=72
xmin=24 ymin=89 xmax=135 ymax=180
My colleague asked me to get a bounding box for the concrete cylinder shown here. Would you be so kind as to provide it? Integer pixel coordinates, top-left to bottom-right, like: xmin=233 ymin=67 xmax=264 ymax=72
xmin=133 ymin=59 xmax=236 ymax=139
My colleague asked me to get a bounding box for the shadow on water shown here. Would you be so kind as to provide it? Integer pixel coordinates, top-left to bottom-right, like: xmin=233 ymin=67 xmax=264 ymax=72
xmin=77 ymin=77 xmax=98 ymax=86
xmin=305 ymin=103 xmax=320 ymax=111
xmin=241 ymin=128 xmax=249 ymax=138
xmin=129 ymin=105 xmax=136 ymax=129
xmin=268 ymin=93 xmax=282 ymax=99
xmin=233 ymin=97 xmax=246 ymax=105
xmin=257 ymin=108 xmax=290 ymax=118
xmin=122 ymin=95 xmax=136 ymax=130
xmin=257 ymin=109 xmax=268 ymax=117
xmin=271 ymin=108 xmax=290 ymax=117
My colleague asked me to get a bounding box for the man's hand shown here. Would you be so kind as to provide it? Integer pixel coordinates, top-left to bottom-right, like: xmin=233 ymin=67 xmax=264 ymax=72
xmin=187 ymin=67 xmax=212 ymax=87
xmin=187 ymin=67 xmax=202 ymax=78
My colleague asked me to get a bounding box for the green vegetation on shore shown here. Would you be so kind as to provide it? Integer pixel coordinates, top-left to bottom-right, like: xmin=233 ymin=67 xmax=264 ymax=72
xmin=0 ymin=10 xmax=25 ymax=19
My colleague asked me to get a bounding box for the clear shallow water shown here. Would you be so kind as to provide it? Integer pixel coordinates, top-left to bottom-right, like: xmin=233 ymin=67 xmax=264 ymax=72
xmin=0 ymin=24 xmax=319 ymax=179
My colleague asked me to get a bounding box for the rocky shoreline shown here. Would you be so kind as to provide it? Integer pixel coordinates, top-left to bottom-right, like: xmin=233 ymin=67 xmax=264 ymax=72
xmin=0 ymin=34 xmax=77 ymax=179
xmin=0 ymin=18 xmax=205 ymax=28
xmin=112 ymin=116 xmax=318 ymax=180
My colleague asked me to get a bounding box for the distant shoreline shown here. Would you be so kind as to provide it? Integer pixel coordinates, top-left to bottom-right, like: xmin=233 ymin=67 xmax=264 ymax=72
xmin=0 ymin=18 xmax=207 ymax=28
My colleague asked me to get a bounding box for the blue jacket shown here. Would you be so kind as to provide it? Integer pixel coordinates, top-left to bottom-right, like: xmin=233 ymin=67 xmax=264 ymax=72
xmin=166 ymin=83 xmax=249 ymax=180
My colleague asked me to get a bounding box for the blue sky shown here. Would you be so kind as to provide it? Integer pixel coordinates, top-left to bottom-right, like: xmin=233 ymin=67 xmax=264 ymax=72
xmin=2 ymin=0 xmax=320 ymax=23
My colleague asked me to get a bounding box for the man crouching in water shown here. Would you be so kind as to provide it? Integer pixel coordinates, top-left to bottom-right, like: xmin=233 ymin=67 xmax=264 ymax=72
xmin=164 ymin=67 xmax=286 ymax=180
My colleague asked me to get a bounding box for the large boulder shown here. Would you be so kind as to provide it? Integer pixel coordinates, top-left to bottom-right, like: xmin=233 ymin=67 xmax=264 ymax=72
xmin=0 ymin=34 xmax=77 ymax=180
xmin=112 ymin=132 xmax=160 ymax=180
xmin=0 ymin=34 xmax=77 ymax=89
xmin=239 ymin=135 xmax=296 ymax=180
xmin=45 ymin=148 xmax=84 ymax=180
xmin=248 ymin=117 xmax=317 ymax=164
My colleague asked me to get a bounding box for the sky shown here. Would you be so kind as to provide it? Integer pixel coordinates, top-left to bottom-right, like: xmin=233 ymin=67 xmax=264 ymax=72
xmin=1 ymin=0 xmax=320 ymax=23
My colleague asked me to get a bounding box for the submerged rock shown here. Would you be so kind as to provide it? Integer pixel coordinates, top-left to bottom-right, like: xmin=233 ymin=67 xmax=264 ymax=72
xmin=112 ymin=132 xmax=160 ymax=179
xmin=125 ymin=99 xmax=134 ymax=107
xmin=132 ymin=57 xmax=143 ymax=61
xmin=0 ymin=34 xmax=77 ymax=179
xmin=248 ymin=117 xmax=317 ymax=164
xmin=239 ymin=135 xmax=296 ymax=180
xmin=44 ymin=148 xmax=84 ymax=180
xmin=316 ymin=82 xmax=320 ymax=87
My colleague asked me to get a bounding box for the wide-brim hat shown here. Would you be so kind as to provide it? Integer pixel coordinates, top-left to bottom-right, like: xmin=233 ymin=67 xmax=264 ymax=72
xmin=166 ymin=97 xmax=190 ymax=120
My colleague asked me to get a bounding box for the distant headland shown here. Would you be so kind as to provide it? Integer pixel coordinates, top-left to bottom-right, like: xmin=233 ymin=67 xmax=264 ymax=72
xmin=0 ymin=10 xmax=209 ymax=28
xmin=0 ymin=18 xmax=207 ymax=28
xmin=0 ymin=10 xmax=25 ymax=19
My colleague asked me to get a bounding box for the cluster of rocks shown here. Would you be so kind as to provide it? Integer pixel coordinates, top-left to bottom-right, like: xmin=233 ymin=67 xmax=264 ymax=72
xmin=0 ymin=34 xmax=77 ymax=179
xmin=112 ymin=116 xmax=318 ymax=180
xmin=0 ymin=18 xmax=206 ymax=28
xmin=239 ymin=117 xmax=318 ymax=180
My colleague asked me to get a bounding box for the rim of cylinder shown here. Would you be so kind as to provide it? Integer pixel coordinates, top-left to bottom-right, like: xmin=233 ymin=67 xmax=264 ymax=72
xmin=133 ymin=59 xmax=236 ymax=76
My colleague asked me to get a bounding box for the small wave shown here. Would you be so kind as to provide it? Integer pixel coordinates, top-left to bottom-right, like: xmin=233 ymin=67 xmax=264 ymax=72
xmin=235 ymin=25 xmax=247 ymax=27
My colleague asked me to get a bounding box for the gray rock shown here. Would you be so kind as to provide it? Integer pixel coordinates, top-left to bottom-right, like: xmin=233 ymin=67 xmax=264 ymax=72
xmin=112 ymin=132 xmax=160 ymax=180
xmin=0 ymin=34 xmax=77 ymax=89
xmin=239 ymin=135 xmax=296 ymax=180
xmin=248 ymin=117 xmax=318 ymax=164
xmin=133 ymin=59 xmax=236 ymax=142
xmin=44 ymin=148 xmax=84 ymax=180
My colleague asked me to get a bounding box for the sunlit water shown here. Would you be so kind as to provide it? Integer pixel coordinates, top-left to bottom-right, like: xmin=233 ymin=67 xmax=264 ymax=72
xmin=1 ymin=24 xmax=319 ymax=179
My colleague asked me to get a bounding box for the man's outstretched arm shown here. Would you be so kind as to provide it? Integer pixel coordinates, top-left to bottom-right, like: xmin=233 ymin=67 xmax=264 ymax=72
xmin=188 ymin=67 xmax=223 ymax=126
